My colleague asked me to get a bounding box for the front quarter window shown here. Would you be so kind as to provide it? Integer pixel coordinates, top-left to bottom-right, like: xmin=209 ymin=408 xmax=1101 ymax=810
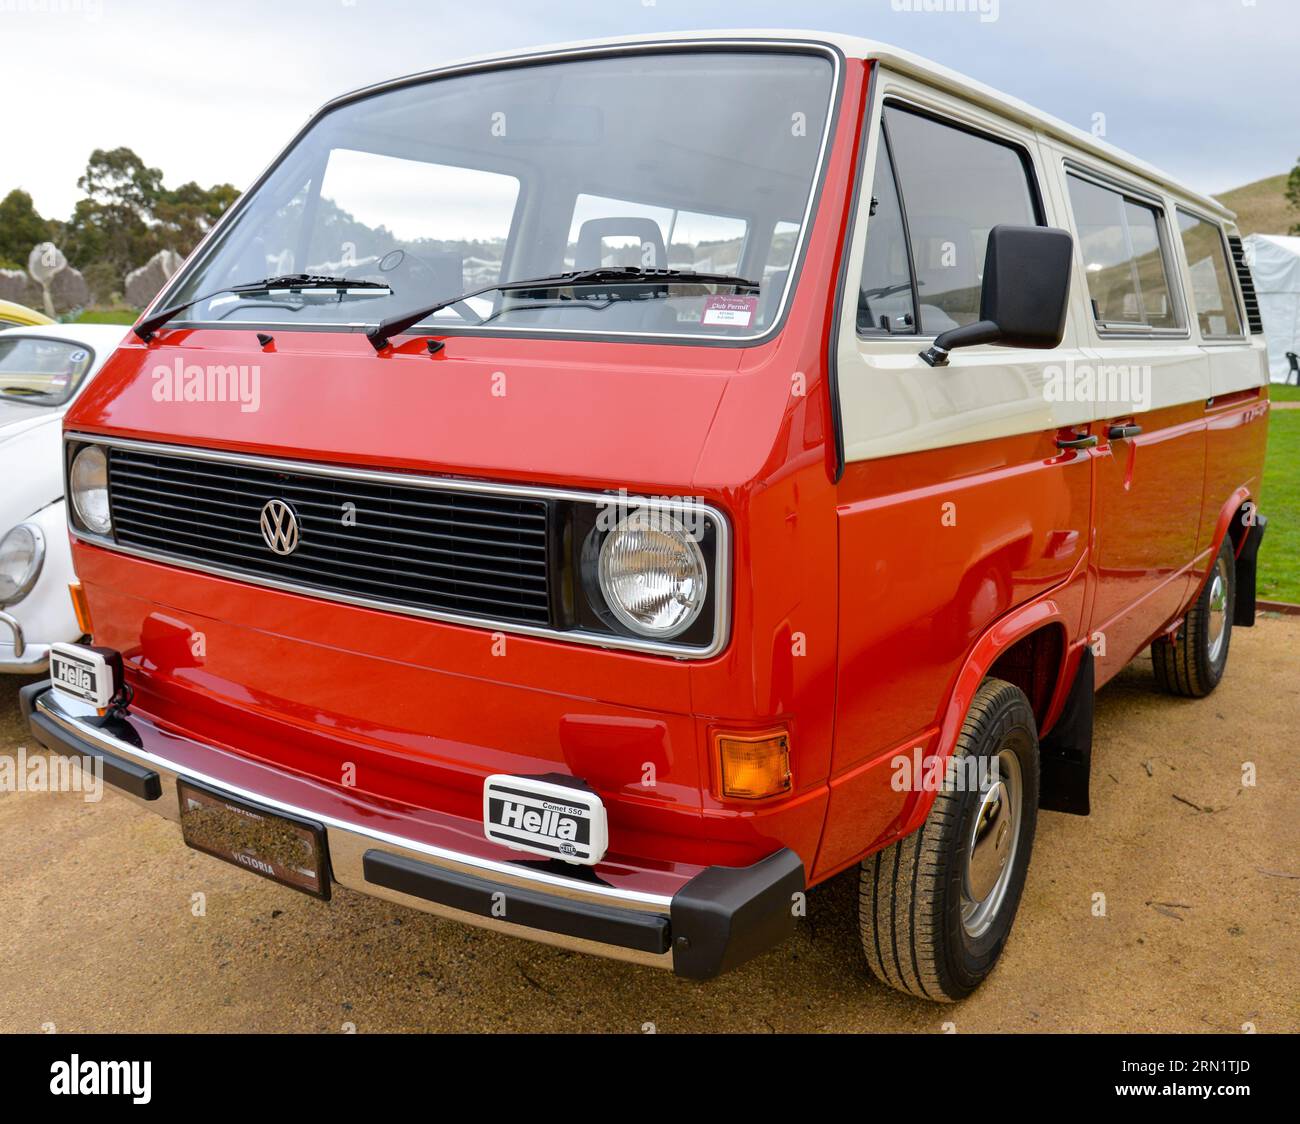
xmin=159 ymin=48 xmax=836 ymax=341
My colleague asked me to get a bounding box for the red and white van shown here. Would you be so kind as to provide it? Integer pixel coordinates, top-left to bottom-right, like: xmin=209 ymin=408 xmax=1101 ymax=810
xmin=26 ymin=32 xmax=1270 ymax=1000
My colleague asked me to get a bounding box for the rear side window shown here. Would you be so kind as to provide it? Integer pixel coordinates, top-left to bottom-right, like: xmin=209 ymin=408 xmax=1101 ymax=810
xmin=860 ymin=105 xmax=1040 ymax=336
xmin=1177 ymin=211 xmax=1244 ymax=338
xmin=1067 ymin=173 xmax=1180 ymax=331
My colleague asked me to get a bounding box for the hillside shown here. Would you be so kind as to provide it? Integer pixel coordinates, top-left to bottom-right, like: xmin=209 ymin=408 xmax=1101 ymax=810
xmin=1214 ymin=173 xmax=1296 ymax=236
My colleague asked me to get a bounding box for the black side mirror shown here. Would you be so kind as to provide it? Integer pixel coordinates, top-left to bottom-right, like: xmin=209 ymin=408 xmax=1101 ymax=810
xmin=919 ymin=225 xmax=1074 ymax=367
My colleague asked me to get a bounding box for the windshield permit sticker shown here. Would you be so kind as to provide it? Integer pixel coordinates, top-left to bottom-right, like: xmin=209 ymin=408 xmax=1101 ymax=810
xmin=701 ymin=294 xmax=758 ymax=328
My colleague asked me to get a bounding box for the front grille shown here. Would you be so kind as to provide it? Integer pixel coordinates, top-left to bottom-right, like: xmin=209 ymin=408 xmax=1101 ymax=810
xmin=106 ymin=447 xmax=552 ymax=625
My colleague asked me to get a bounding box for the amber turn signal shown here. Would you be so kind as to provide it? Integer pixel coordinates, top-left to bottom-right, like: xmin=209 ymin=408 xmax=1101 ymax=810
xmin=716 ymin=731 xmax=791 ymax=800
xmin=68 ymin=582 xmax=93 ymax=637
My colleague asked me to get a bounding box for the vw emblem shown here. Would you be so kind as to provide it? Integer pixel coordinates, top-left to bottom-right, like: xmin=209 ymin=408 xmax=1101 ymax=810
xmin=260 ymin=499 xmax=300 ymax=556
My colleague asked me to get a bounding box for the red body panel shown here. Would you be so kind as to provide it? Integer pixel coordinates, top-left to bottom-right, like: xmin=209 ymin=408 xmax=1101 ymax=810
xmin=60 ymin=55 xmax=1271 ymax=895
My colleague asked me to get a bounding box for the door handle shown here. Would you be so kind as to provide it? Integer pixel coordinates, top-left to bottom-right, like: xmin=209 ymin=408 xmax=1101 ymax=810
xmin=1108 ymin=424 xmax=1143 ymax=440
xmin=1056 ymin=435 xmax=1099 ymax=450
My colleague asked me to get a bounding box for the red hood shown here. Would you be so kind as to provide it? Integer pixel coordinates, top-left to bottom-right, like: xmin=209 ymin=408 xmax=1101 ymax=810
xmin=65 ymin=328 xmax=748 ymax=494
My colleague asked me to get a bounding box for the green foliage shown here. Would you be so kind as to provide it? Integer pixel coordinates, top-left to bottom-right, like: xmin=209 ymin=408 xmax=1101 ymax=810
xmin=82 ymin=261 xmax=122 ymax=305
xmin=61 ymin=147 xmax=165 ymax=276
xmin=0 ymin=189 xmax=56 ymax=270
xmin=1288 ymin=157 xmax=1300 ymax=236
xmin=154 ymin=181 xmax=239 ymax=255
xmin=71 ymin=307 xmax=141 ymax=325
xmin=47 ymin=147 xmax=239 ymax=282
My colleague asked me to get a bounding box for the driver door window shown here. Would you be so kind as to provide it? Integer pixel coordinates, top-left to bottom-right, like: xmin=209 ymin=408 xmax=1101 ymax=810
xmin=859 ymin=105 xmax=1041 ymax=337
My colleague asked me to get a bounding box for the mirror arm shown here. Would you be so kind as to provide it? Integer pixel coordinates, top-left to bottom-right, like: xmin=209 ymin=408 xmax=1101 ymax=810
xmin=918 ymin=320 xmax=1001 ymax=367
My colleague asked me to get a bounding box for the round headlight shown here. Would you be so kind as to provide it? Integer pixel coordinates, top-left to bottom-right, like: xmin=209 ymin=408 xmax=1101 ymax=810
xmin=0 ymin=523 xmax=44 ymax=606
xmin=71 ymin=445 xmax=112 ymax=534
xmin=597 ymin=509 xmax=707 ymax=639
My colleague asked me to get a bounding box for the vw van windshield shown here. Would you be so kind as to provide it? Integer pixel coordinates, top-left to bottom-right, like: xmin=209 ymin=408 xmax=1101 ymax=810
xmin=160 ymin=48 xmax=836 ymax=341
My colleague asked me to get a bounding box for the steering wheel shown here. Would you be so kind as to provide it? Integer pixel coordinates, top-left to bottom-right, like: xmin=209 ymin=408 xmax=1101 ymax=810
xmin=357 ymin=248 xmax=481 ymax=325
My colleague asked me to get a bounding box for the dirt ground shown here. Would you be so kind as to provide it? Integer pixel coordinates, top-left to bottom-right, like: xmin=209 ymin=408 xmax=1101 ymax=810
xmin=1 ymin=617 xmax=1296 ymax=1034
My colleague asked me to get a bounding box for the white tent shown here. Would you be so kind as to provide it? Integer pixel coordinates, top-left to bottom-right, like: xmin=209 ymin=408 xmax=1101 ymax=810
xmin=1244 ymin=233 xmax=1300 ymax=383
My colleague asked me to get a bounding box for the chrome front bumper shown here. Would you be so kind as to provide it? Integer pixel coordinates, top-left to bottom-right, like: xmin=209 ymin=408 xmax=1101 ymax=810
xmin=22 ymin=683 xmax=803 ymax=979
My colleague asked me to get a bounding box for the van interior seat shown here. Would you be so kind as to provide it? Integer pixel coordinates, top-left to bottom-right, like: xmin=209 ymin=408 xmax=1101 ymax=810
xmin=507 ymin=217 xmax=678 ymax=332
xmin=574 ymin=218 xmax=667 ymax=272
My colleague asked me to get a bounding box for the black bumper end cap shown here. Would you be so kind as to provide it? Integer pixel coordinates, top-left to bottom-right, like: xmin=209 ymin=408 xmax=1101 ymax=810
xmin=670 ymin=848 xmax=805 ymax=980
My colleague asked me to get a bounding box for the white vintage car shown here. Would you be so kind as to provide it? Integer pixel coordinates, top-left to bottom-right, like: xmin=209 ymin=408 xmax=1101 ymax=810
xmin=0 ymin=323 xmax=127 ymax=673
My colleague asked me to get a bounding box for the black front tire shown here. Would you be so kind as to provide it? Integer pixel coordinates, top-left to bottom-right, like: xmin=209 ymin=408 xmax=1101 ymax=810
xmin=858 ymin=678 xmax=1040 ymax=1002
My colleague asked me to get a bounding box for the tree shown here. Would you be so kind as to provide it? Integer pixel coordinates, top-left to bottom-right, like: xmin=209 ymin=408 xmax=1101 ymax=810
xmin=0 ymin=189 xmax=54 ymax=269
xmin=154 ymin=181 xmax=239 ymax=257
xmin=62 ymin=147 xmax=165 ymax=276
xmin=2 ymin=147 xmax=242 ymax=301
xmin=57 ymin=148 xmax=239 ymax=278
xmin=77 ymin=146 xmax=164 ymax=217
xmin=1288 ymin=156 xmax=1300 ymax=236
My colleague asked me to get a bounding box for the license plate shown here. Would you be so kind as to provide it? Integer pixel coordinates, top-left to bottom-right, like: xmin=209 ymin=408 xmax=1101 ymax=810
xmin=178 ymin=780 xmax=330 ymax=899
xmin=483 ymin=774 xmax=608 ymax=866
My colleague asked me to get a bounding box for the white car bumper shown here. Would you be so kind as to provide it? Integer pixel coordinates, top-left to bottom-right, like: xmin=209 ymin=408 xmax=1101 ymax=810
xmin=0 ymin=610 xmax=51 ymax=673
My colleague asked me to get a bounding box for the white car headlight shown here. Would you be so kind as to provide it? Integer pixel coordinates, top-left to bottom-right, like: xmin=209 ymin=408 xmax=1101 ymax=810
xmin=70 ymin=445 xmax=112 ymax=534
xmin=597 ymin=509 xmax=707 ymax=639
xmin=0 ymin=523 xmax=45 ymax=606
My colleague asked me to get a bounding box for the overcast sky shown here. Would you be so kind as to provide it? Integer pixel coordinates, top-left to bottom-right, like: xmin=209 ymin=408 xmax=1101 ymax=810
xmin=5 ymin=0 xmax=1297 ymax=220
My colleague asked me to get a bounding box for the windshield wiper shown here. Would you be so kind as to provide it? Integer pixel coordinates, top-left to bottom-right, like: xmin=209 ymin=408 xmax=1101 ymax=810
xmin=134 ymin=275 xmax=393 ymax=342
xmin=366 ymin=267 xmax=759 ymax=351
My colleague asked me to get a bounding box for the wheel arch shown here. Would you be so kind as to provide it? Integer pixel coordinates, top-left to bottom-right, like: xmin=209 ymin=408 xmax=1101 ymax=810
xmin=1206 ymin=486 xmax=1266 ymax=627
xmin=894 ymin=598 xmax=1075 ymax=838
xmin=1210 ymin=485 xmax=1254 ymax=566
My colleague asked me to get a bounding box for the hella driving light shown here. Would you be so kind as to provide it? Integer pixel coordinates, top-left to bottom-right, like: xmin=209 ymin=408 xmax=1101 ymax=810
xmin=0 ymin=523 xmax=44 ymax=606
xmin=70 ymin=445 xmax=112 ymax=534
xmin=597 ymin=509 xmax=707 ymax=639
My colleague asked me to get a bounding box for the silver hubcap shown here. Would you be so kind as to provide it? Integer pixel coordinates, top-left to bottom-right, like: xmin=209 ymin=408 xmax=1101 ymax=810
xmin=961 ymin=749 xmax=1023 ymax=939
xmin=1207 ymin=556 xmax=1230 ymax=664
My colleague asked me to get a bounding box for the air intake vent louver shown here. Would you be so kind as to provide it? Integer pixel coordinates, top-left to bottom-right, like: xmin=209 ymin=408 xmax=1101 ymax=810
xmin=1227 ymin=234 xmax=1264 ymax=335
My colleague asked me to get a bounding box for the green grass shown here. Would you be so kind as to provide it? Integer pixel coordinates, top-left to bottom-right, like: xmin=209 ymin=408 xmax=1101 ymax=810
xmin=71 ymin=307 xmax=139 ymax=325
xmin=1259 ymin=410 xmax=1300 ymax=604
xmin=1268 ymin=384 xmax=1300 ymax=403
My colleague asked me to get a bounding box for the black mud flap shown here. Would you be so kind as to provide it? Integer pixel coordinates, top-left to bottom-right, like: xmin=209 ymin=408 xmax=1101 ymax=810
xmin=1038 ymin=648 xmax=1093 ymax=816
xmin=1233 ymin=513 xmax=1267 ymax=627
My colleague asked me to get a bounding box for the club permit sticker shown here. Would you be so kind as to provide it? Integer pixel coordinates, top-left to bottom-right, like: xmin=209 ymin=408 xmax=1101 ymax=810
xmin=702 ymin=294 xmax=758 ymax=328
